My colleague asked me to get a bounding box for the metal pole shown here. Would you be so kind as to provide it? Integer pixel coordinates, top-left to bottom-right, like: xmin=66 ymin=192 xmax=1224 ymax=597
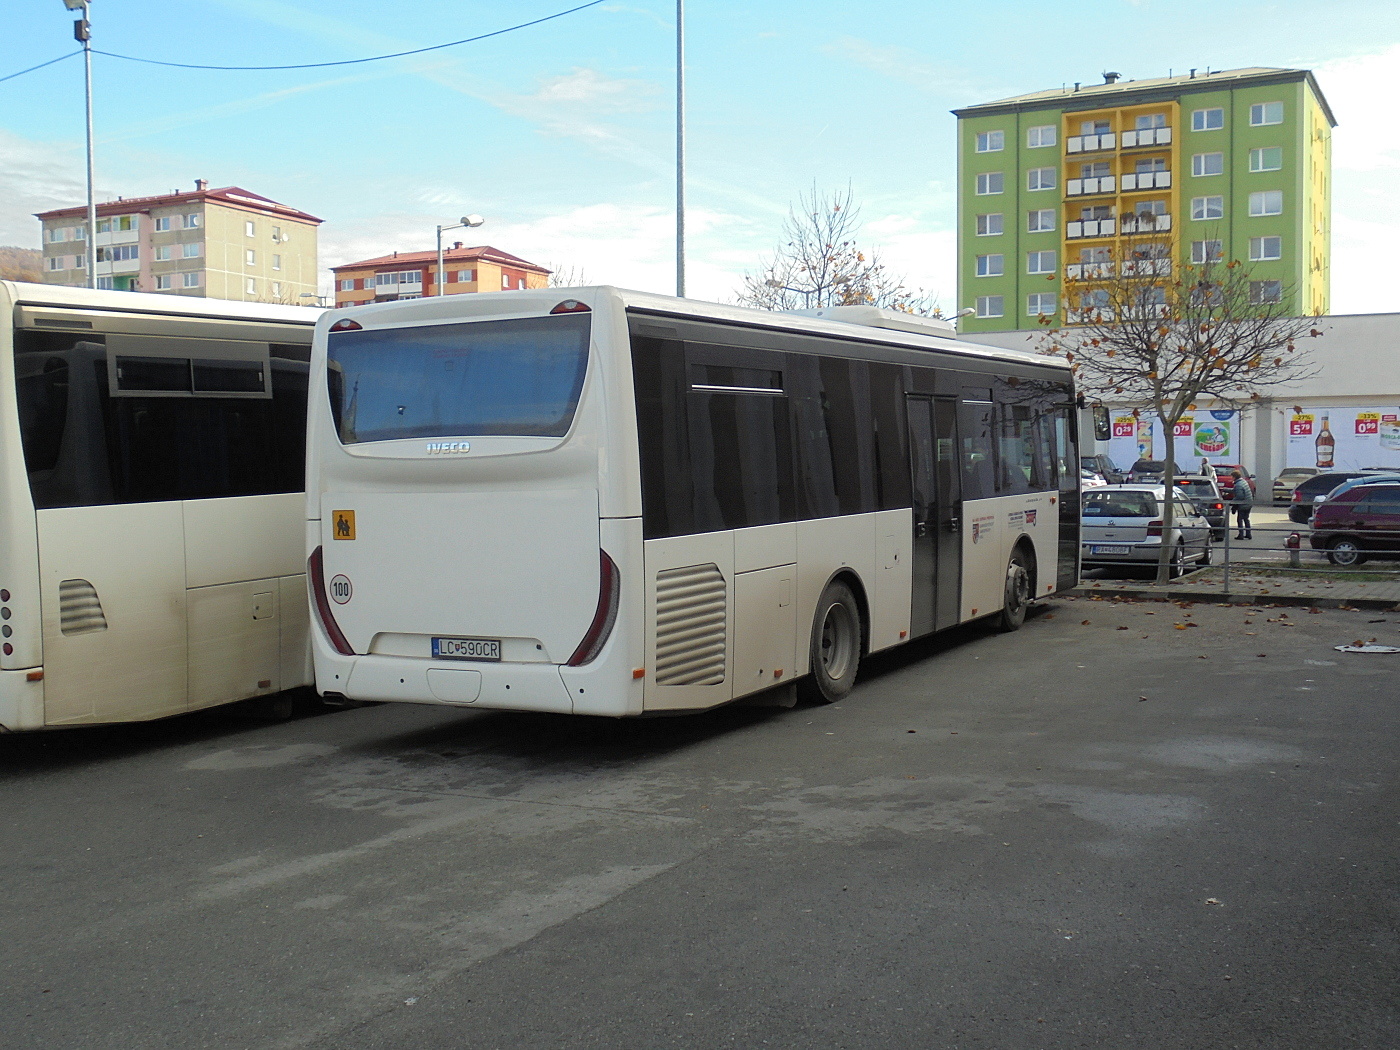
xmin=436 ymin=225 xmax=445 ymax=297
xmin=79 ymin=2 xmax=96 ymax=288
xmin=675 ymin=0 xmax=685 ymax=298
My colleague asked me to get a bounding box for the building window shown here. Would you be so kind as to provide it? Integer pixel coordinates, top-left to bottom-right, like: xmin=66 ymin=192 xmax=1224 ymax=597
xmin=1191 ymin=240 xmax=1224 ymax=264
xmin=246 ymin=249 xmax=256 ymax=265
xmin=272 ymin=282 xmax=281 ymax=297
xmin=184 ymin=213 xmax=200 ymax=228
xmin=1191 ymin=108 xmax=1224 ymax=131
xmin=1135 ymin=200 xmax=1166 ymax=216
xmin=456 ymin=269 xmax=475 ymax=282
xmin=1079 ymin=161 xmax=1110 ymax=178
xmin=1134 ymin=113 xmax=1167 ymax=129
xmin=272 ymin=225 xmax=282 ymax=241
xmin=1027 ymin=124 xmax=1056 ymax=148
xmin=46 ymin=256 xmax=63 ymax=271
xmin=975 ymin=130 xmax=1004 ymax=152
xmin=96 ymin=277 xmax=114 ymax=290
xmin=1191 ymin=195 xmax=1225 ymax=220
xmin=183 ymin=242 xmax=202 ymax=258
xmin=1079 ymin=119 xmax=1111 ymax=135
xmin=1250 ymin=235 xmax=1282 ymax=260
xmin=272 ymin=254 xmax=282 ymax=270
xmin=246 ymin=278 xmax=256 ymax=295
xmin=1250 ymin=102 xmax=1284 ymax=126
xmin=975 ymin=295 xmax=1004 ymax=319
xmin=975 ymin=172 xmax=1004 ymax=195
xmin=338 ymin=279 xmax=353 ymax=291
xmin=245 ymin=220 xmax=256 ymax=236
xmin=110 ymin=216 xmax=135 ymax=232
xmin=1027 ymin=209 xmax=1056 ymax=232
xmin=96 ymin=245 xmax=139 ymax=262
xmin=1026 ymin=293 xmax=1057 ymax=316
xmin=975 ymin=254 xmax=1004 ymax=277
xmin=1192 ymin=152 xmax=1224 ymax=177
xmin=1249 ymin=147 xmax=1283 ymax=172
xmin=1249 ymin=280 xmax=1283 ymax=303
xmin=975 ymin=213 xmax=1003 ymax=236
xmin=96 ymin=219 xmax=110 ymax=234
xmin=1134 ymin=157 xmax=1167 ymax=173
xmin=153 ymin=245 xmax=171 ymax=261
xmin=1026 ymin=250 xmax=1056 ymax=274
xmin=501 ymin=274 xmax=511 ymax=289
xmin=153 ymin=216 xmax=172 ymax=232
xmin=182 ymin=272 xmax=201 ymax=288
xmin=73 ymin=254 xmax=85 ymax=269
xmin=1079 ymin=247 xmax=1112 ymax=264
xmin=1249 ymin=190 xmax=1283 ymax=216
xmin=155 ymin=274 xmax=172 ymax=290
xmin=1027 ymin=167 xmax=1056 ymax=191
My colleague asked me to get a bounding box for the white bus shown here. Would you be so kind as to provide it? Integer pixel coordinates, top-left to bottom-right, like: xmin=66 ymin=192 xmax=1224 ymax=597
xmin=306 ymin=289 xmax=1078 ymax=716
xmin=0 ymin=281 xmax=318 ymax=731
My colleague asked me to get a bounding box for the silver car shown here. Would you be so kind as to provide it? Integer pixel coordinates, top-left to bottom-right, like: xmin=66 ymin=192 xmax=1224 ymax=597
xmin=1081 ymin=484 xmax=1213 ymax=576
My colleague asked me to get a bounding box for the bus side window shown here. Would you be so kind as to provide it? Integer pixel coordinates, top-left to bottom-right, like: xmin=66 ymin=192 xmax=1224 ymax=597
xmin=14 ymin=335 xmax=114 ymax=509
xmin=958 ymin=397 xmax=996 ymax=501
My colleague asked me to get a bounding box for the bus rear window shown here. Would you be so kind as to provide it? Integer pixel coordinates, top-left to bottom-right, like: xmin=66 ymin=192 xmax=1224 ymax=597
xmin=326 ymin=314 xmax=591 ymax=443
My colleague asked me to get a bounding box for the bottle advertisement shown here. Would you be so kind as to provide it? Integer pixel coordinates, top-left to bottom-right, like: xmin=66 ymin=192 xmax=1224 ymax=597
xmin=1107 ymin=410 xmax=1235 ymax=467
xmin=1286 ymin=407 xmax=1400 ymax=470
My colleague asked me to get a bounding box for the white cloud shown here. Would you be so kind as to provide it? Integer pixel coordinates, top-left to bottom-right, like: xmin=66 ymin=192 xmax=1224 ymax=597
xmin=824 ymin=36 xmax=987 ymax=98
xmin=509 ymin=67 xmax=661 ymax=112
xmin=0 ymin=130 xmax=88 ymax=246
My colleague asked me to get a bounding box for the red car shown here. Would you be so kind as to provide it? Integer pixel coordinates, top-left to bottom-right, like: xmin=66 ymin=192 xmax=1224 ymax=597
xmin=1209 ymin=464 xmax=1257 ymax=498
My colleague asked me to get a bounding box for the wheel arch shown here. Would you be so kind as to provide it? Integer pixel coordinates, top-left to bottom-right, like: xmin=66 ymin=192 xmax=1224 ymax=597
xmin=1011 ymin=536 xmax=1039 ymax=599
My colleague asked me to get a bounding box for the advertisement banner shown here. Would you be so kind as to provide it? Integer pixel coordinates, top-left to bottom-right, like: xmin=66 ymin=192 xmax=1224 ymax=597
xmin=1285 ymin=406 xmax=1400 ymax=471
xmin=1105 ymin=411 xmax=1235 ymax=470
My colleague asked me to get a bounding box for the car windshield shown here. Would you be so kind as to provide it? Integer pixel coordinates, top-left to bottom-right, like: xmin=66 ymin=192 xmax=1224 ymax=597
xmin=1083 ymin=491 xmax=1159 ymax=518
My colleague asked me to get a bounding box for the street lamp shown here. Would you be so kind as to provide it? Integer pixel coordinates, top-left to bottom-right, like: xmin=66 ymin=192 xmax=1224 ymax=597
xmin=62 ymin=0 xmax=96 ymax=288
xmin=436 ymin=215 xmax=484 ymax=297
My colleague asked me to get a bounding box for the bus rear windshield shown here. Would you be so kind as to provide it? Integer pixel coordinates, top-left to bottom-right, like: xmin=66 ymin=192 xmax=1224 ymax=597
xmin=326 ymin=314 xmax=591 ymax=443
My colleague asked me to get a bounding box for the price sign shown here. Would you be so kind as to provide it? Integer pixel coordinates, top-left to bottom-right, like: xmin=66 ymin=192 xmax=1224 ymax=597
xmin=1174 ymin=419 xmax=1193 ymax=438
xmin=1290 ymin=414 xmax=1314 ymax=436
xmin=1112 ymin=417 xmax=1136 ymax=438
xmin=1356 ymin=413 xmax=1380 ymax=436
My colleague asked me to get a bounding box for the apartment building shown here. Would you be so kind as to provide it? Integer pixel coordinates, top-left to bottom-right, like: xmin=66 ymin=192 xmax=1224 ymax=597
xmin=953 ymin=67 xmax=1335 ymax=333
xmin=37 ymin=181 xmax=321 ymax=303
xmin=331 ymin=245 xmax=550 ymax=307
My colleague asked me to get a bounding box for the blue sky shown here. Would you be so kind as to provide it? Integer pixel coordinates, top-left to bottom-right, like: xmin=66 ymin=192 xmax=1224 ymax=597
xmin=2 ymin=0 xmax=1398 ymax=312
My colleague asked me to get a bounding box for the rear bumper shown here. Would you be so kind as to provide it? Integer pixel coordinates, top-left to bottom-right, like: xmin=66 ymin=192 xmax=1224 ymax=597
xmin=0 ymin=667 xmax=45 ymax=732
xmin=340 ymin=652 xmax=577 ymax=714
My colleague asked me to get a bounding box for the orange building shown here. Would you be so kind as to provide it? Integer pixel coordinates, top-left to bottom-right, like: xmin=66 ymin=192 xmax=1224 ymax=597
xmin=331 ymin=244 xmax=550 ymax=307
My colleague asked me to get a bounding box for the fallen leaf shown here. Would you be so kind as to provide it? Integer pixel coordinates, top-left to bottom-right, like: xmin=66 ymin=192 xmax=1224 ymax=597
xmin=1081 ymin=620 xmax=1091 ymax=625
xmin=1138 ymin=696 xmax=1148 ymax=702
xmin=1116 ymin=626 xmax=1129 ymax=630
xmin=1205 ymin=898 xmax=1222 ymax=905
xmin=1257 ymin=653 xmax=1267 ymax=658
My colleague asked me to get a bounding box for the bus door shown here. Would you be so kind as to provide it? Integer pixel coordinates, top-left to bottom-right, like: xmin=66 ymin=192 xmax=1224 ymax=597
xmin=906 ymin=396 xmax=961 ymax=636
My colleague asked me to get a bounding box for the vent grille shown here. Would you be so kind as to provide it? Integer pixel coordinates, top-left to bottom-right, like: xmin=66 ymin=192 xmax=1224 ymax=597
xmin=59 ymin=579 xmax=108 ymax=635
xmin=654 ymin=563 xmax=727 ymax=686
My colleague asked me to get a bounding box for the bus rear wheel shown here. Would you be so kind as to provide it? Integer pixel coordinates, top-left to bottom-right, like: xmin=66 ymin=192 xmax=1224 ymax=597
xmin=998 ymin=549 xmax=1031 ymax=632
xmin=799 ymin=581 xmax=862 ymax=704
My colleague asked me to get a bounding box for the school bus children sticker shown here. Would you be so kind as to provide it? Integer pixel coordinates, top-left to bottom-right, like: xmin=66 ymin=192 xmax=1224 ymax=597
xmin=332 ymin=510 xmax=356 ymax=540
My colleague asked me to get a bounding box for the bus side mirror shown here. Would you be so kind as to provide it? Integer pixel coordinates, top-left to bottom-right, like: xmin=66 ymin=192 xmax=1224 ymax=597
xmin=1092 ymin=405 xmax=1111 ymax=442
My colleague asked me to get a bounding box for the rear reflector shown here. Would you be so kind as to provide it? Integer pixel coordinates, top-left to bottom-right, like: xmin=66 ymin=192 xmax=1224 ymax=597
xmin=567 ymin=550 xmax=620 ymax=666
xmin=330 ymin=318 xmax=363 ymax=332
xmin=308 ymin=545 xmax=355 ymax=655
xmin=550 ymin=299 xmax=591 ymax=314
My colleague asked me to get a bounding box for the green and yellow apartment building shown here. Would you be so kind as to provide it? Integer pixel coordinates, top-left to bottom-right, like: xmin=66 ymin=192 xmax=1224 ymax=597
xmin=953 ymin=67 xmax=1334 ymax=333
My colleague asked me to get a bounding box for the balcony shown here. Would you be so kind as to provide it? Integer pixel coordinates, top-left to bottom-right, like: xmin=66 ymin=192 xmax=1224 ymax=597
xmin=1122 ymin=258 xmax=1173 ymax=277
xmin=1121 ymin=127 xmax=1172 ymax=148
xmin=1065 ymin=219 xmax=1117 ymax=239
xmin=1065 ymin=307 xmax=1115 ymax=323
xmin=1064 ymin=263 xmax=1115 ymax=280
xmin=1066 ymin=133 xmax=1117 ymax=153
xmin=1065 ymin=176 xmax=1116 ymax=196
xmin=1120 ymin=171 xmax=1172 ymax=191
xmin=1119 ymin=213 xmax=1172 ymax=234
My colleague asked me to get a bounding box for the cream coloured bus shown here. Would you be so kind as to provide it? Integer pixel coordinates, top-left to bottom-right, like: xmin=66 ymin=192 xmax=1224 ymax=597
xmin=0 ymin=282 xmax=318 ymax=730
xmin=306 ymin=289 xmax=1078 ymax=716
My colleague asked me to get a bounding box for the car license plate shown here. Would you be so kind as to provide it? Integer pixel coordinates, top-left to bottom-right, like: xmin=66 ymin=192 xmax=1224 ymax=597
xmin=1090 ymin=544 xmax=1131 ymax=555
xmin=432 ymin=637 xmax=501 ymax=661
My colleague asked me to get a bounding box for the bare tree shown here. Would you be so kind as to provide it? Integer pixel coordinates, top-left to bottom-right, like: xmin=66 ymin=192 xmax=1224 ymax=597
xmin=548 ymin=263 xmax=590 ymax=288
xmin=1040 ymin=242 xmax=1320 ymax=582
xmin=738 ymin=185 xmax=939 ymax=315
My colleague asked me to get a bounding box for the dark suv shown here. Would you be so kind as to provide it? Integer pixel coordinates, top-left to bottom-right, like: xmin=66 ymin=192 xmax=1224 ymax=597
xmin=1171 ymin=474 xmax=1228 ymax=540
xmin=1081 ymin=454 xmax=1128 ymax=483
xmin=1308 ymin=481 xmax=1400 ymax=565
xmin=1289 ymin=471 xmax=1400 ymax=523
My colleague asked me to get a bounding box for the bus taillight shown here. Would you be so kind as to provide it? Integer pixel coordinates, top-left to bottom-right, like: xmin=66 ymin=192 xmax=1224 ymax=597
xmin=330 ymin=318 xmax=363 ymax=332
xmin=567 ymin=550 xmax=620 ymax=666
xmin=550 ymin=300 xmax=591 ymax=314
xmin=308 ymin=546 xmax=355 ymax=655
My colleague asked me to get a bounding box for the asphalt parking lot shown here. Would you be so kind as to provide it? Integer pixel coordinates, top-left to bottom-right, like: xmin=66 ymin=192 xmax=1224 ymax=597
xmin=1 ymin=597 xmax=1397 ymax=1050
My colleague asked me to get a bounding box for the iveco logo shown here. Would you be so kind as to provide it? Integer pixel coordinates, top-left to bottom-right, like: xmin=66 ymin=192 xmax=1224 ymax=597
xmin=425 ymin=441 xmax=470 ymax=455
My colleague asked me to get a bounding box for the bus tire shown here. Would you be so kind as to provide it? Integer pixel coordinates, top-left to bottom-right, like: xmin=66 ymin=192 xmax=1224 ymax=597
xmin=799 ymin=580 xmax=862 ymax=704
xmin=998 ymin=548 xmax=1031 ymax=632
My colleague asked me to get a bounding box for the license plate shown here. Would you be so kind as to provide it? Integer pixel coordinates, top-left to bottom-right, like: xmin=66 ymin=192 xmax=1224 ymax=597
xmin=432 ymin=637 xmax=501 ymax=661
xmin=1089 ymin=544 xmax=1131 ymax=555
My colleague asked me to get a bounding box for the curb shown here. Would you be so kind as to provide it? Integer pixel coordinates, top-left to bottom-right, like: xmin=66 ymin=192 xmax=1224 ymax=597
xmin=1069 ymin=584 xmax=1400 ymax=611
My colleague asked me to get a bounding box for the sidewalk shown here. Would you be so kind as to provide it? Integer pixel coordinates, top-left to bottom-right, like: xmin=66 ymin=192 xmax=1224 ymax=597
xmin=1075 ymin=565 xmax=1400 ymax=609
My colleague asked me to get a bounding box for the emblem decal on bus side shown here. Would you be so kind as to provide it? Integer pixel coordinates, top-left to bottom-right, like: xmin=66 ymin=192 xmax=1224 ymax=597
xmin=425 ymin=441 xmax=471 ymax=454
xmin=332 ymin=510 xmax=356 ymax=540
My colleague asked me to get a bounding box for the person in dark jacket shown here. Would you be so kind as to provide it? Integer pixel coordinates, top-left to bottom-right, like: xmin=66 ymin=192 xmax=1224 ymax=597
xmin=1230 ymin=470 xmax=1253 ymax=539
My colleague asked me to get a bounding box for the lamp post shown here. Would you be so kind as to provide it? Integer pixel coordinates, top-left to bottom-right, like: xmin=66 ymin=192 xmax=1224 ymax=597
xmin=436 ymin=215 xmax=484 ymax=297
xmin=675 ymin=0 xmax=685 ymax=298
xmin=62 ymin=0 xmax=96 ymax=288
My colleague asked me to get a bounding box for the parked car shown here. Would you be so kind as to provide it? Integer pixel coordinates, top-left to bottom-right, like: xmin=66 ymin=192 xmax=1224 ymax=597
xmin=1308 ymin=480 xmax=1400 ymax=565
xmin=1288 ymin=470 xmax=1400 ymax=523
xmin=1208 ymin=463 xmax=1257 ymax=499
xmin=1271 ymin=466 xmax=1320 ymax=504
xmin=1128 ymin=459 xmax=1167 ymax=483
xmin=1081 ymin=484 xmax=1213 ymax=576
xmin=1081 ymin=468 xmax=1109 ymax=489
xmin=1081 ymin=454 xmax=1128 ymax=483
xmin=1171 ymin=474 xmax=1228 ymax=540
